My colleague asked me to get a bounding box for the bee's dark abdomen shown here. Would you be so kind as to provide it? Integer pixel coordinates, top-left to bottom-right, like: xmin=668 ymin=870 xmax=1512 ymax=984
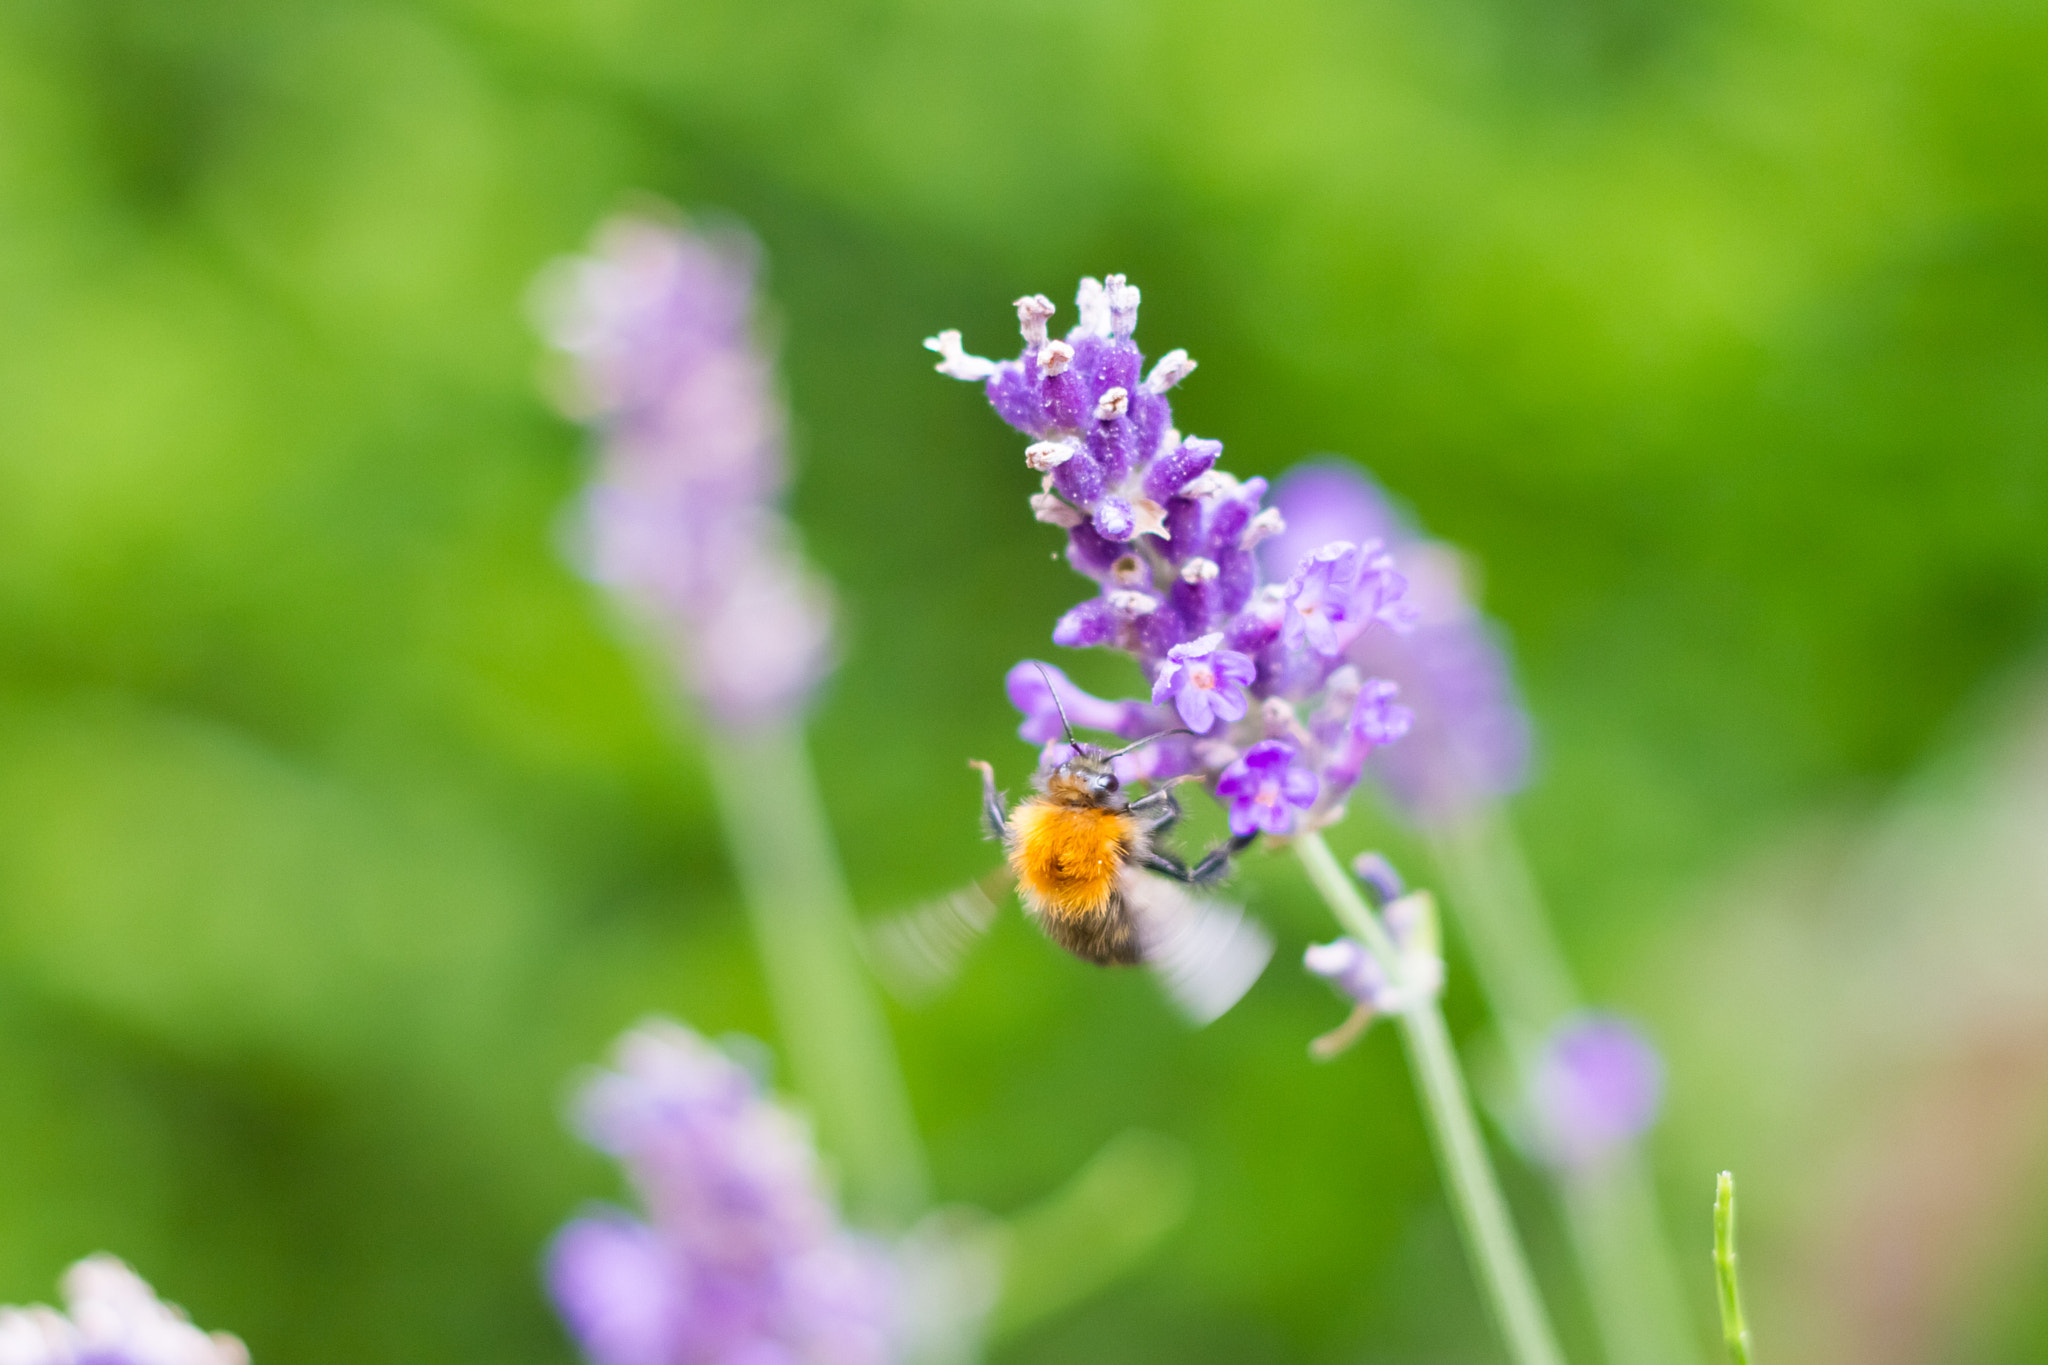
xmin=1033 ymin=891 xmax=1143 ymax=966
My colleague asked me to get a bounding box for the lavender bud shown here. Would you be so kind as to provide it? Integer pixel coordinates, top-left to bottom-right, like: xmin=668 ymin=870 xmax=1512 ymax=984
xmin=0 ymin=1256 xmax=249 ymax=1365
xmin=1051 ymin=597 xmax=1120 ymax=648
xmin=1351 ymin=852 xmax=1407 ymax=905
xmin=1527 ymin=1014 xmax=1665 ymax=1172
xmin=1142 ymin=436 xmax=1222 ymax=504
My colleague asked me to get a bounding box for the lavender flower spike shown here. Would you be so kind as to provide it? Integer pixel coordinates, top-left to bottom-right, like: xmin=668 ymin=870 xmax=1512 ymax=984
xmin=538 ymin=212 xmax=834 ymax=729
xmin=0 ymin=1256 xmax=249 ymax=1365
xmin=929 ymin=276 xmax=1417 ymax=828
xmin=548 ymin=1020 xmax=899 ymax=1365
xmin=1264 ymin=462 xmax=1532 ymax=825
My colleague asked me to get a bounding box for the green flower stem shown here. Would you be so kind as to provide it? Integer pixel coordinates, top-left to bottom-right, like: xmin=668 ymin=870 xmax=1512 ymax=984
xmin=1714 ymin=1172 xmax=1754 ymax=1365
xmin=1430 ymin=807 xmax=1704 ymax=1365
xmin=703 ymin=721 xmax=931 ymax=1228
xmin=1296 ymin=830 xmax=1566 ymax=1365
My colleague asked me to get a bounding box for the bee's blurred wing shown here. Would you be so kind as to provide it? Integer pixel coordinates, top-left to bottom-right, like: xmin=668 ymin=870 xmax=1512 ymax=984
xmin=1132 ymin=877 xmax=1274 ymax=1026
xmin=865 ymin=871 xmax=1008 ymax=1005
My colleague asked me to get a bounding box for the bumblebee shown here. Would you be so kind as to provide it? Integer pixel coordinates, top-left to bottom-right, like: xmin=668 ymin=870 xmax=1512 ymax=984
xmin=867 ymin=676 xmax=1270 ymax=1025
xmin=969 ymin=686 xmax=1255 ymax=967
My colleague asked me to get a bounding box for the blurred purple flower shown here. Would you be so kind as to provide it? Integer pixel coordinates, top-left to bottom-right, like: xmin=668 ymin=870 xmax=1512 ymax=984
xmin=1304 ymin=869 xmax=1444 ymax=1054
xmin=538 ymin=213 xmax=834 ymax=729
xmin=548 ymin=1021 xmax=899 ymax=1365
xmin=930 ymin=278 xmax=1414 ymax=823
xmin=1350 ymin=851 xmax=1406 ymax=906
xmin=1264 ymin=463 xmax=1532 ymax=825
xmin=1215 ymin=740 xmax=1319 ymax=837
xmin=1151 ymin=634 xmax=1255 ymax=734
xmin=1526 ymin=1014 xmax=1665 ymax=1172
xmin=0 ymin=1256 xmax=249 ymax=1365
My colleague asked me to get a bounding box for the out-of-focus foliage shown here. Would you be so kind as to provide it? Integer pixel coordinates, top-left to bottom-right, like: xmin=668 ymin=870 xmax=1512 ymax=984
xmin=0 ymin=0 xmax=2044 ymax=1361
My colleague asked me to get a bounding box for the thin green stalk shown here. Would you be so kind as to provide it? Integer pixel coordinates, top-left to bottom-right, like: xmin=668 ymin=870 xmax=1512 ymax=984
xmin=1714 ymin=1172 xmax=1754 ymax=1365
xmin=1431 ymin=807 xmax=1705 ymax=1365
xmin=702 ymin=721 xmax=931 ymax=1228
xmin=1296 ymin=830 xmax=1566 ymax=1365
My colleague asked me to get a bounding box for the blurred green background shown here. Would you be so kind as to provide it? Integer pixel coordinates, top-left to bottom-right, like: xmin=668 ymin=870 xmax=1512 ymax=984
xmin=3 ymin=0 xmax=2047 ymax=1361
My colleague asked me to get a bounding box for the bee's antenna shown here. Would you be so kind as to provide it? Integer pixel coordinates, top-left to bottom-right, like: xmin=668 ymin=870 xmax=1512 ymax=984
xmin=1102 ymin=727 xmax=1196 ymax=761
xmin=1032 ymin=662 xmax=1081 ymax=748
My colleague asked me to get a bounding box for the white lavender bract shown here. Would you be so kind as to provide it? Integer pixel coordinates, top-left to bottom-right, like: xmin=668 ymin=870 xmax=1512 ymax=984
xmin=1263 ymin=463 xmax=1532 ymax=825
xmin=930 ymin=278 xmax=1414 ymax=835
xmin=0 ymin=1256 xmax=249 ymax=1365
xmin=539 ymin=214 xmax=835 ymax=729
xmin=547 ymin=1021 xmax=898 ymax=1365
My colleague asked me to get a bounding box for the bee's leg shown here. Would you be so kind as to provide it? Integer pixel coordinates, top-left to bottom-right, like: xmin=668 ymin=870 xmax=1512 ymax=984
xmin=968 ymin=760 xmax=1007 ymax=839
xmin=1126 ymin=786 xmax=1182 ymax=834
xmin=1141 ymin=833 xmax=1255 ymax=887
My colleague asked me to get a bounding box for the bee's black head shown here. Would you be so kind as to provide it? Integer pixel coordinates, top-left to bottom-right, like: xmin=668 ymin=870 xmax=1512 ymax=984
xmin=1038 ymin=744 xmax=1123 ymax=808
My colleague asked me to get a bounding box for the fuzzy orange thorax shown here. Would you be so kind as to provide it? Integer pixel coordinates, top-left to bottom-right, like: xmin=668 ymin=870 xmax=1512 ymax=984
xmin=1007 ymin=801 xmax=1137 ymax=920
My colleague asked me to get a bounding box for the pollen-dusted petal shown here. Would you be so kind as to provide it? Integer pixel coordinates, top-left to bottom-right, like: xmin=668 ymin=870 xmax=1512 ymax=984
xmin=1029 ymin=493 xmax=1085 ymax=528
xmin=1104 ymin=273 xmax=1141 ymax=338
xmin=1106 ymin=589 xmax=1159 ymax=619
xmin=1015 ymin=293 xmax=1056 ymax=346
xmin=1074 ymin=277 xmax=1111 ymax=337
xmin=1129 ymin=497 xmax=1171 ymax=540
xmin=1143 ymin=348 xmax=1197 ymax=394
xmin=924 ymin=329 xmax=1000 ymax=381
xmin=1239 ymin=507 xmax=1286 ymax=552
xmin=1025 ymin=439 xmax=1078 ymax=471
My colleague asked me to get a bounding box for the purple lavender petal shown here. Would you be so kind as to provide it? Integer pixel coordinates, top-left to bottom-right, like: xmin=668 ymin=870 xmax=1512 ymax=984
xmin=1215 ymin=740 xmax=1319 ymax=837
xmin=1006 ymin=661 xmax=1149 ymax=742
xmin=1150 ymin=634 xmax=1255 ymax=735
xmin=1281 ymin=543 xmax=1360 ymax=657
